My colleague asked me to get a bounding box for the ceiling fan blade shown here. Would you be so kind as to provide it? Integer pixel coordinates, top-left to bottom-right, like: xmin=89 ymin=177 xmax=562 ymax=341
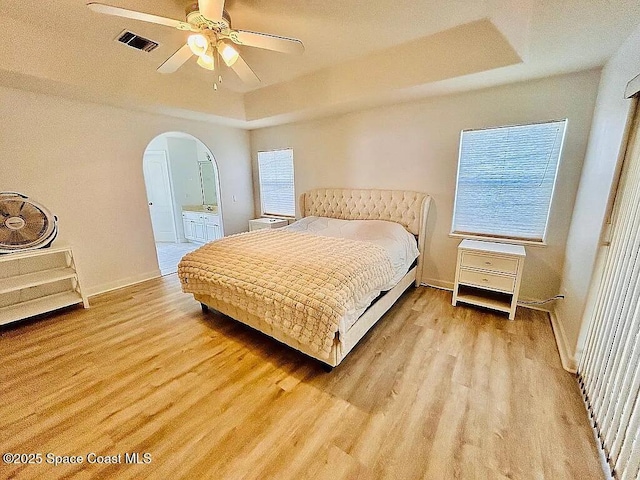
xmin=157 ymin=44 xmax=194 ymax=74
xmin=231 ymin=30 xmax=304 ymax=55
xmin=87 ymin=3 xmax=188 ymax=29
xmin=198 ymin=0 xmax=225 ymax=21
xmin=230 ymin=54 xmax=261 ymax=88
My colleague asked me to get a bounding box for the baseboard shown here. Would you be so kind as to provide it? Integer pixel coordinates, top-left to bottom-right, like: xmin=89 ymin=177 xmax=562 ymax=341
xmin=85 ymin=270 xmax=161 ymax=297
xmin=549 ymin=305 xmax=577 ymax=373
xmin=516 ymin=296 xmax=553 ymax=313
xmin=423 ymin=278 xmax=454 ymax=290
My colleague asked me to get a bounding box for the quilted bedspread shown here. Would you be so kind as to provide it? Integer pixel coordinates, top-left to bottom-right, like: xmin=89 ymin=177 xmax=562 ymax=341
xmin=177 ymin=229 xmax=395 ymax=358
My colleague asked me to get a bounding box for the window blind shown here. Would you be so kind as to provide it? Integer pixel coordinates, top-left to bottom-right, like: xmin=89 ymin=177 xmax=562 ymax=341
xmin=258 ymin=149 xmax=295 ymax=217
xmin=452 ymin=120 xmax=567 ymax=242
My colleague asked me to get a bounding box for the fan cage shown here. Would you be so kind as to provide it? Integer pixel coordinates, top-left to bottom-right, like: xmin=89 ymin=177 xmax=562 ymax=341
xmin=0 ymin=192 xmax=58 ymax=254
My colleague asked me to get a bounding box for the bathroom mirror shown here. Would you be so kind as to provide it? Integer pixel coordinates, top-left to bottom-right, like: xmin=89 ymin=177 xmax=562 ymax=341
xmin=199 ymin=160 xmax=217 ymax=206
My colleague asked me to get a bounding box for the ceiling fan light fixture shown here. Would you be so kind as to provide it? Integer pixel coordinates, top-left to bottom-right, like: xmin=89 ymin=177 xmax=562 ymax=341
xmin=217 ymin=40 xmax=239 ymax=67
xmin=187 ymin=33 xmax=209 ymax=56
xmin=197 ymin=48 xmax=216 ymax=70
xmin=87 ymin=2 xmax=302 ymax=88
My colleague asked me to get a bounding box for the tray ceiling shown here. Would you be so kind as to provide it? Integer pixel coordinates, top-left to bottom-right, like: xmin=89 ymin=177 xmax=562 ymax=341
xmin=0 ymin=0 xmax=639 ymax=127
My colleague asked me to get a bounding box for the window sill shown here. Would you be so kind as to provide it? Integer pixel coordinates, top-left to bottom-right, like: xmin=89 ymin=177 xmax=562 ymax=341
xmin=449 ymin=232 xmax=547 ymax=247
xmin=261 ymin=214 xmax=296 ymax=221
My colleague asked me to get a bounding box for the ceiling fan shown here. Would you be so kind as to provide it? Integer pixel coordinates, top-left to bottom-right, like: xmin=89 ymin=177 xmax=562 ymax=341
xmin=87 ymin=0 xmax=305 ymax=89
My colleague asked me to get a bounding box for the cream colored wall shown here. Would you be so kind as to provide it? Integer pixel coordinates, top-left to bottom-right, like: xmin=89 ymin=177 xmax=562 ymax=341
xmin=556 ymin=25 xmax=640 ymax=367
xmin=0 ymin=86 xmax=253 ymax=295
xmin=250 ymin=70 xmax=601 ymax=302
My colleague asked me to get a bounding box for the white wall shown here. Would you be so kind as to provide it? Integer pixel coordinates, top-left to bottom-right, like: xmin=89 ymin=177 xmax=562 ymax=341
xmin=166 ymin=137 xmax=201 ymax=212
xmin=250 ymin=70 xmax=601 ymax=302
xmin=0 ymin=86 xmax=253 ymax=295
xmin=556 ymin=25 xmax=640 ymax=368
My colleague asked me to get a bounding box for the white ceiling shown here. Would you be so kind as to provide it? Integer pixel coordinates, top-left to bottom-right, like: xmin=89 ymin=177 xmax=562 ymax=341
xmin=0 ymin=0 xmax=639 ymax=128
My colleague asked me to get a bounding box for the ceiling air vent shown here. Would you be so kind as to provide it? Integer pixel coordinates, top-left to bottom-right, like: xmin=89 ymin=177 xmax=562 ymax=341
xmin=115 ymin=30 xmax=159 ymax=53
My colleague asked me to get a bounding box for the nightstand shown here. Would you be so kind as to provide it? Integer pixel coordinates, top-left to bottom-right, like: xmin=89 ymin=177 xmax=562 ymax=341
xmin=452 ymin=239 xmax=526 ymax=320
xmin=249 ymin=218 xmax=289 ymax=232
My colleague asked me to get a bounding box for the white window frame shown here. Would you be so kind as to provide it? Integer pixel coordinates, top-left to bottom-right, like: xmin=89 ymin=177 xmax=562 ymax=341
xmin=257 ymin=148 xmax=296 ymax=218
xmin=450 ymin=119 xmax=568 ymax=245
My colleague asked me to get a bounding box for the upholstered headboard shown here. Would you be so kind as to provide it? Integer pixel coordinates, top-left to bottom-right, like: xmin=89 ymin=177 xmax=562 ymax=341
xmin=302 ymin=188 xmax=428 ymax=236
xmin=302 ymin=188 xmax=432 ymax=285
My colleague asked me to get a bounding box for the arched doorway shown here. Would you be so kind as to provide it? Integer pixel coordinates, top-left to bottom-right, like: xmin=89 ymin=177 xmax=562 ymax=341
xmin=143 ymin=132 xmax=223 ymax=275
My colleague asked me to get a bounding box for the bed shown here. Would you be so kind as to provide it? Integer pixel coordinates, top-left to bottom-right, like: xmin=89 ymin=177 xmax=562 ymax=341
xmin=178 ymin=188 xmax=431 ymax=369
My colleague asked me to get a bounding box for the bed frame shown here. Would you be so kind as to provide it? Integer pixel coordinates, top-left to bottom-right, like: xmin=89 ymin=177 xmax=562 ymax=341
xmin=195 ymin=188 xmax=431 ymax=369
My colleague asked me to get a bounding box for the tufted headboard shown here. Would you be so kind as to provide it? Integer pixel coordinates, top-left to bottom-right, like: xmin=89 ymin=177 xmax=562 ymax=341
xmin=302 ymin=188 xmax=432 ymax=285
xmin=302 ymin=188 xmax=428 ymax=236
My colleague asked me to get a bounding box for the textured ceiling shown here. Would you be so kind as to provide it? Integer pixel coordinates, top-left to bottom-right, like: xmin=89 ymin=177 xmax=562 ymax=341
xmin=0 ymin=0 xmax=639 ymax=127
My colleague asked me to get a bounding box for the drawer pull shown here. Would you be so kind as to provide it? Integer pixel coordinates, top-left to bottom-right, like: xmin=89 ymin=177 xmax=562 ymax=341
xmin=484 ymin=261 xmax=492 ymax=265
xmin=482 ymin=278 xmax=489 ymax=282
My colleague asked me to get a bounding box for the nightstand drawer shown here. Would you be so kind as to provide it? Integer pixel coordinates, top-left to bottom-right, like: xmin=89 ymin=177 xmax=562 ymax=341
xmin=459 ymin=269 xmax=515 ymax=293
xmin=461 ymin=252 xmax=518 ymax=274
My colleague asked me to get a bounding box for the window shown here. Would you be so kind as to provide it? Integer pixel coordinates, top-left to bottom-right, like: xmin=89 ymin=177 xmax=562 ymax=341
xmin=258 ymin=148 xmax=295 ymax=217
xmin=451 ymin=120 xmax=567 ymax=243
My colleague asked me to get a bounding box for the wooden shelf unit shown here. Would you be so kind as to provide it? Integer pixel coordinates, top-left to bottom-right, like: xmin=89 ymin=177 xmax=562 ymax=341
xmin=0 ymin=246 xmax=88 ymax=326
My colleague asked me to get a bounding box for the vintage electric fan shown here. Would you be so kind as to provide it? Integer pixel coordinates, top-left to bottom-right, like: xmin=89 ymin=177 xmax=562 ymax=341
xmin=0 ymin=192 xmax=58 ymax=253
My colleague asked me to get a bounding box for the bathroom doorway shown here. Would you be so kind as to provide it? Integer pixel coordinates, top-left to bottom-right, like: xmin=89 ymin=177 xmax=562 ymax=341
xmin=143 ymin=132 xmax=223 ymax=275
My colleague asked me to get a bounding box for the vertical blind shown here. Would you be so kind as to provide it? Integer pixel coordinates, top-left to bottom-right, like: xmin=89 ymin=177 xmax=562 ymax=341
xmin=578 ymin=105 xmax=640 ymax=480
xmin=258 ymin=148 xmax=295 ymax=217
xmin=452 ymin=120 xmax=567 ymax=242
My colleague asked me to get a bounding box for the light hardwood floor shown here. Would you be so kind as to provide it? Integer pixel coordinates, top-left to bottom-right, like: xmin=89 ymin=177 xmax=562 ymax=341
xmin=0 ymin=276 xmax=602 ymax=479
